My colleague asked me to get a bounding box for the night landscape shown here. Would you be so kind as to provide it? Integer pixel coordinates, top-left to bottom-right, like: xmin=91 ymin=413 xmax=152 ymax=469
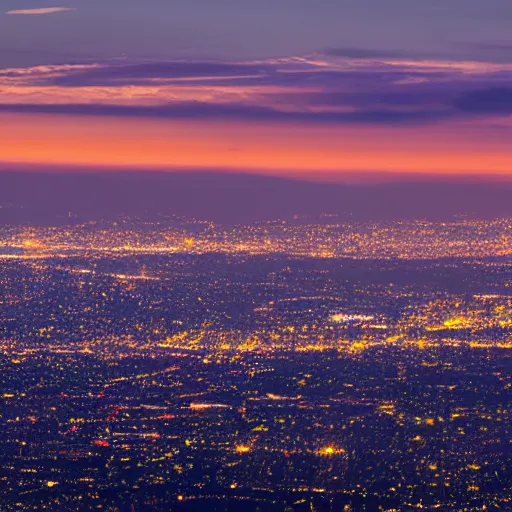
xmin=1 ymin=1 xmax=511 ymax=511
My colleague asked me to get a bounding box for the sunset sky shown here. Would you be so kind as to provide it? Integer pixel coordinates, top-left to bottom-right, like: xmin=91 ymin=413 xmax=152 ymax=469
xmin=2 ymin=0 xmax=512 ymax=181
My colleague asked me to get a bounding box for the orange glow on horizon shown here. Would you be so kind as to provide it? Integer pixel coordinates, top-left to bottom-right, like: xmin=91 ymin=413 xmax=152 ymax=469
xmin=2 ymin=113 xmax=512 ymax=178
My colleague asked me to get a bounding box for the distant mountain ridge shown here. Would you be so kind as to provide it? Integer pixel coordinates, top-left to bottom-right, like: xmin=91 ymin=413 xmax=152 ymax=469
xmin=1 ymin=170 xmax=512 ymax=225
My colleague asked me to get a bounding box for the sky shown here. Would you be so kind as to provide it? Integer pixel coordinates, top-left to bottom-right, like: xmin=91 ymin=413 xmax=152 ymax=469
xmin=1 ymin=0 xmax=512 ymax=181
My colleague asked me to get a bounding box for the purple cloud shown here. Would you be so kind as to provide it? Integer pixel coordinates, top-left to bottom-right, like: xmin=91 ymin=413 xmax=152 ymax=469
xmin=2 ymin=54 xmax=512 ymax=126
xmin=0 ymin=101 xmax=458 ymax=125
xmin=48 ymin=61 xmax=268 ymax=86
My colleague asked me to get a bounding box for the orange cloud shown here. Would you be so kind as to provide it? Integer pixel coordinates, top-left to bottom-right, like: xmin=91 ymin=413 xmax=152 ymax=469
xmin=6 ymin=7 xmax=75 ymax=15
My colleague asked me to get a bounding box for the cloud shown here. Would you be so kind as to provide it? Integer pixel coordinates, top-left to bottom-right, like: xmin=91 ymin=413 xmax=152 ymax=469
xmin=0 ymin=101 xmax=458 ymax=125
xmin=324 ymin=47 xmax=414 ymax=60
xmin=325 ymin=45 xmax=512 ymax=65
xmin=6 ymin=7 xmax=75 ymax=16
xmin=454 ymin=88 xmax=512 ymax=114
xmin=1 ymin=53 xmax=512 ymax=127
xmin=49 ymin=61 xmax=267 ymax=86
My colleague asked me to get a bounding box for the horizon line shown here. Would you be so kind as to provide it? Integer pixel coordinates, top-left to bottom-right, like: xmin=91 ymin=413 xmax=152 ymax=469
xmin=2 ymin=162 xmax=512 ymax=186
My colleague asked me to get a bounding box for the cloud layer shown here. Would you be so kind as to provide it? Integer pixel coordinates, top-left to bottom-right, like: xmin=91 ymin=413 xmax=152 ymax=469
xmin=1 ymin=53 xmax=511 ymax=128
